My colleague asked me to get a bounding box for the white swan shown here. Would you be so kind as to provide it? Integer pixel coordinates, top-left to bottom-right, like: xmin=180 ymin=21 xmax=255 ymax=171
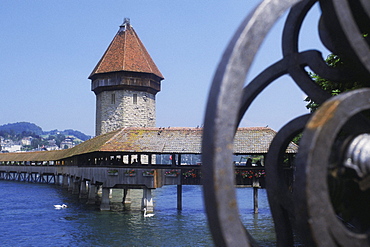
xmin=54 ymin=204 xmax=68 ymax=209
xmin=143 ymin=208 xmax=154 ymax=217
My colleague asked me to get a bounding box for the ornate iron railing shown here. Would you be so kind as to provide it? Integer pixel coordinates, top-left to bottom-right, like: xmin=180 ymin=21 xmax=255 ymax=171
xmin=202 ymin=0 xmax=370 ymax=246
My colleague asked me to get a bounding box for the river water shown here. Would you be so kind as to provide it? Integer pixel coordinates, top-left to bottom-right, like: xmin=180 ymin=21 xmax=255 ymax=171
xmin=0 ymin=180 xmax=276 ymax=246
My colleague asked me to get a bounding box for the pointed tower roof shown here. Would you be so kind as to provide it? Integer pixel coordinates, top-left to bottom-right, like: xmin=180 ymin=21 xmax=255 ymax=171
xmin=89 ymin=18 xmax=164 ymax=79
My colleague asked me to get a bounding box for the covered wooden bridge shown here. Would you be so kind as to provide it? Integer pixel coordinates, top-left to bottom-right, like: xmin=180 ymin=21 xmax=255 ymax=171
xmin=0 ymin=127 xmax=298 ymax=211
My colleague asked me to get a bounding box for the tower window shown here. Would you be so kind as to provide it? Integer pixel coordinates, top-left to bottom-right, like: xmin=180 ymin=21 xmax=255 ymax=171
xmin=133 ymin=94 xmax=137 ymax=104
xmin=111 ymin=93 xmax=116 ymax=104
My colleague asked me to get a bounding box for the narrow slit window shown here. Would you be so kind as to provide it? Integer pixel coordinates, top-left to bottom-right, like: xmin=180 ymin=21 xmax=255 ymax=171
xmin=111 ymin=93 xmax=116 ymax=104
xmin=133 ymin=94 xmax=137 ymax=104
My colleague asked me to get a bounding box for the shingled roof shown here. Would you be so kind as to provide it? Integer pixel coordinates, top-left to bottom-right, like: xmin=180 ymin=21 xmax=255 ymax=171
xmin=0 ymin=127 xmax=298 ymax=162
xmin=76 ymin=127 xmax=295 ymax=154
xmin=0 ymin=150 xmax=66 ymax=163
xmin=89 ymin=19 xmax=163 ymax=79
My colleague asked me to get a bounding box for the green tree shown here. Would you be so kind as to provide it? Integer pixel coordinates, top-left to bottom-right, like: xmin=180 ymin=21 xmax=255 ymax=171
xmin=21 ymin=145 xmax=33 ymax=151
xmin=31 ymin=138 xmax=41 ymax=149
xmin=304 ymin=54 xmax=364 ymax=112
xmin=55 ymin=134 xmax=66 ymax=147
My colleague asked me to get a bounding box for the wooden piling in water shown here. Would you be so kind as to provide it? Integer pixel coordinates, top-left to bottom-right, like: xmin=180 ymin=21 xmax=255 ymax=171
xmin=177 ymin=185 xmax=182 ymax=210
xmin=253 ymin=187 xmax=258 ymax=214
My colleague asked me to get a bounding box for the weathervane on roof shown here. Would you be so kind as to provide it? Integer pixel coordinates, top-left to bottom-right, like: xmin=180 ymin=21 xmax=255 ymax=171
xmin=119 ymin=18 xmax=131 ymax=32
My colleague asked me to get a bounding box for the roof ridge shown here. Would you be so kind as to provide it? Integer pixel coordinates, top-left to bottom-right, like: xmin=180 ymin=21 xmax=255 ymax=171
xmin=133 ymin=29 xmax=153 ymax=73
xmin=122 ymin=30 xmax=126 ymax=71
xmin=104 ymin=128 xmax=125 ymax=145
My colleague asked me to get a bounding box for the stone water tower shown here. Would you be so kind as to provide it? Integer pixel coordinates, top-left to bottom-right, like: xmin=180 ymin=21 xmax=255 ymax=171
xmin=89 ymin=18 xmax=164 ymax=136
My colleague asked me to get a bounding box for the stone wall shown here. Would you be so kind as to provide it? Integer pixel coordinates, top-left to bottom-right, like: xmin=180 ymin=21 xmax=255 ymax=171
xmin=96 ymin=90 xmax=156 ymax=135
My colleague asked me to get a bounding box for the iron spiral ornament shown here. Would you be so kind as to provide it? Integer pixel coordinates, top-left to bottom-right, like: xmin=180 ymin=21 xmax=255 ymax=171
xmin=202 ymin=0 xmax=370 ymax=246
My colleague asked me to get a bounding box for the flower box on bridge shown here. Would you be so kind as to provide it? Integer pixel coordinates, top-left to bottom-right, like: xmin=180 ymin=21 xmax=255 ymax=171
xmin=124 ymin=173 xmax=136 ymax=177
xmin=108 ymin=169 xmax=119 ymax=176
xmin=142 ymin=169 xmax=155 ymax=177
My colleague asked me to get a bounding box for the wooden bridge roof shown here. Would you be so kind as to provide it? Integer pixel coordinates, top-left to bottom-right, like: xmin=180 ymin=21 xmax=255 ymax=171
xmin=0 ymin=127 xmax=298 ymax=162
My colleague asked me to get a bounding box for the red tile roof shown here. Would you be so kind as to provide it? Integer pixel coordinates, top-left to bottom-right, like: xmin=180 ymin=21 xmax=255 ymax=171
xmin=89 ymin=19 xmax=164 ymax=79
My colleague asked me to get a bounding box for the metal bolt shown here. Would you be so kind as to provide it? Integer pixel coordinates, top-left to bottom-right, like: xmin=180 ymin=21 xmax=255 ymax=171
xmin=344 ymin=134 xmax=370 ymax=191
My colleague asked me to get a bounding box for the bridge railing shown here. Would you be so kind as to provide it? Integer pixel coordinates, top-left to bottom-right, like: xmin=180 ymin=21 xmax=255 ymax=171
xmin=0 ymin=161 xmax=268 ymax=187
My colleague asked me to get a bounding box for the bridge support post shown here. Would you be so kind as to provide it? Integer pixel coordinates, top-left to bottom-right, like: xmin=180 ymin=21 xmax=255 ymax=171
xmin=177 ymin=185 xmax=182 ymax=210
xmin=123 ymin=188 xmax=131 ymax=209
xmin=253 ymin=187 xmax=258 ymax=214
xmin=87 ymin=182 xmax=97 ymax=204
xmin=18 ymin=172 xmax=25 ymax=182
xmin=46 ymin=174 xmax=55 ymax=184
xmin=100 ymin=187 xmax=111 ymax=211
xmin=15 ymin=172 xmax=20 ymax=181
xmin=25 ymin=172 xmax=31 ymax=182
xmin=253 ymin=178 xmax=259 ymax=214
xmin=62 ymin=175 xmax=69 ymax=188
xmin=29 ymin=172 xmax=37 ymax=182
xmin=68 ymin=176 xmax=74 ymax=192
xmin=55 ymin=174 xmax=61 ymax=185
xmin=72 ymin=177 xmax=80 ymax=195
xmin=142 ymin=187 xmax=154 ymax=213
xmin=58 ymin=174 xmax=64 ymax=186
xmin=79 ymin=180 xmax=88 ymax=199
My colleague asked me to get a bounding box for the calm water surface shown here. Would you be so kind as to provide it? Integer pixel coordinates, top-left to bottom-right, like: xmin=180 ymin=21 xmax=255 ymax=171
xmin=0 ymin=181 xmax=276 ymax=246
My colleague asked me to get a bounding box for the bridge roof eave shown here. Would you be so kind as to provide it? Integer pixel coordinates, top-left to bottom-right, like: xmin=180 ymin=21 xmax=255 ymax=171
xmin=0 ymin=127 xmax=298 ymax=163
xmin=0 ymin=149 xmax=67 ymax=162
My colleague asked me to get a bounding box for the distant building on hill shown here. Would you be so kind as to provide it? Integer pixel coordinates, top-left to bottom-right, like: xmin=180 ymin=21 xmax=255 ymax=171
xmin=45 ymin=139 xmax=59 ymax=151
xmin=21 ymin=136 xmax=33 ymax=146
xmin=1 ymin=142 xmax=22 ymax=152
xmin=60 ymin=138 xmax=74 ymax=149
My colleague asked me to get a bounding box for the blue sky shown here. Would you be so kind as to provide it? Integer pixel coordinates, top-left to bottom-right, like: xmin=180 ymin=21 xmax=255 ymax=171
xmin=0 ymin=1 xmax=328 ymax=136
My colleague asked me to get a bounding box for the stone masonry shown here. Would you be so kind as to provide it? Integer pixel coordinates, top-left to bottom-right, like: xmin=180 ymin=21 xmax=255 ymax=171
xmin=96 ymin=90 xmax=155 ymax=135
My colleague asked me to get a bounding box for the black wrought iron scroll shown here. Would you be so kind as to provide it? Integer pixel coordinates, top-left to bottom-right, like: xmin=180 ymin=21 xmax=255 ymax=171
xmin=202 ymin=0 xmax=370 ymax=246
